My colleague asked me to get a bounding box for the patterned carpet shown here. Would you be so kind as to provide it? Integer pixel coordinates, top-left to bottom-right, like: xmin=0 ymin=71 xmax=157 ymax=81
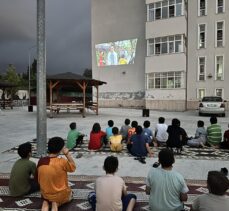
xmin=3 ymin=139 xmax=229 ymax=160
xmin=1 ymin=174 xmax=222 ymax=211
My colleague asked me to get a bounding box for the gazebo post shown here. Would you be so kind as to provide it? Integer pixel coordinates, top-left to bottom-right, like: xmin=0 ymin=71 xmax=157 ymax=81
xmin=49 ymin=81 xmax=59 ymax=117
xmin=49 ymin=81 xmax=53 ymax=117
xmin=76 ymin=81 xmax=87 ymax=118
xmin=96 ymin=85 xmax=99 ymax=115
xmin=82 ymin=81 xmax=86 ymax=118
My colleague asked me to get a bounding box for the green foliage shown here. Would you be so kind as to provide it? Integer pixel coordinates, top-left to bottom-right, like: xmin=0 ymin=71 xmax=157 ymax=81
xmin=4 ymin=64 xmax=20 ymax=98
xmin=83 ymin=68 xmax=92 ymax=78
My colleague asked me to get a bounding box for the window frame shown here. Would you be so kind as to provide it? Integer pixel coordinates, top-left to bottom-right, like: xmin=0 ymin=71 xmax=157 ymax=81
xmin=215 ymin=88 xmax=224 ymax=98
xmin=198 ymin=23 xmax=207 ymax=49
xmin=147 ymin=35 xmax=184 ymax=56
xmin=216 ymin=0 xmax=225 ymax=14
xmin=197 ymin=88 xmax=206 ymax=99
xmin=147 ymin=0 xmax=184 ymax=22
xmin=198 ymin=0 xmax=207 ymax=16
xmin=215 ymin=20 xmax=225 ymax=47
xmin=147 ymin=71 xmax=184 ymax=89
xmin=215 ymin=55 xmax=224 ymax=80
xmin=198 ymin=56 xmax=206 ymax=81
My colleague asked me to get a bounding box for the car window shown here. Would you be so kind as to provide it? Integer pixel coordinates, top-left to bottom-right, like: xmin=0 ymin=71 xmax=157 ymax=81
xmin=202 ymin=97 xmax=223 ymax=102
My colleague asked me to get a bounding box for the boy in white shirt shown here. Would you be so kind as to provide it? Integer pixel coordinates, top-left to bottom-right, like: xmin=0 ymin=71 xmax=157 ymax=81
xmin=153 ymin=117 xmax=168 ymax=146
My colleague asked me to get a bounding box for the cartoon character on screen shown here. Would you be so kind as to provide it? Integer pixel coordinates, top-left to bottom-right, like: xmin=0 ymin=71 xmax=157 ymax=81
xmin=107 ymin=45 xmax=118 ymax=65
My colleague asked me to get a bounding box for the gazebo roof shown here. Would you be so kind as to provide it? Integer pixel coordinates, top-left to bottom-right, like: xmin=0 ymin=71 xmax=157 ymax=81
xmin=47 ymin=72 xmax=106 ymax=86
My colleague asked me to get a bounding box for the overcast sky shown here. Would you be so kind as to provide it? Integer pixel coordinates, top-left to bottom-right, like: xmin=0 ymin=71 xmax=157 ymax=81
xmin=0 ymin=0 xmax=91 ymax=75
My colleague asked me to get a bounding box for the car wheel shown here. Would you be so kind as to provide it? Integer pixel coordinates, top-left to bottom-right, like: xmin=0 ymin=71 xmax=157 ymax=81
xmin=222 ymin=113 xmax=225 ymax=117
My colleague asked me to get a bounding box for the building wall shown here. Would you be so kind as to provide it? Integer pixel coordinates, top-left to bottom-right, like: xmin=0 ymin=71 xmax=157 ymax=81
xmin=145 ymin=0 xmax=187 ymax=111
xmin=187 ymin=0 xmax=229 ymax=109
xmin=146 ymin=16 xmax=186 ymax=39
xmin=91 ymin=0 xmax=146 ymax=107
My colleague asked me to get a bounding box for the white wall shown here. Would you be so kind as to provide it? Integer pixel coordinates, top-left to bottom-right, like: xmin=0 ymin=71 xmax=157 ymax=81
xmin=91 ymin=0 xmax=146 ymax=103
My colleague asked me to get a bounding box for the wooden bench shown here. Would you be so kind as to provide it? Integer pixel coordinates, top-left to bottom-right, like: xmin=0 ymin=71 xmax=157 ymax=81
xmin=47 ymin=102 xmax=85 ymax=118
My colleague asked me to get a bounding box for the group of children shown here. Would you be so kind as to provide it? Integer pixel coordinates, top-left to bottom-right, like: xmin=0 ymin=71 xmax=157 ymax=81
xmin=9 ymin=141 xmax=229 ymax=211
xmin=66 ymin=116 xmax=229 ymax=158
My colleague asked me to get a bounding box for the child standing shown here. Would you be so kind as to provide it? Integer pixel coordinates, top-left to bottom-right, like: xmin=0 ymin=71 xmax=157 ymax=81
xmin=66 ymin=122 xmax=84 ymax=150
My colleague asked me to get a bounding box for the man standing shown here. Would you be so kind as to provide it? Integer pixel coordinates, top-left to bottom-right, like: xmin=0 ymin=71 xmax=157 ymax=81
xmin=207 ymin=116 xmax=222 ymax=147
xmin=107 ymin=45 xmax=118 ymax=65
xmin=146 ymin=149 xmax=189 ymax=211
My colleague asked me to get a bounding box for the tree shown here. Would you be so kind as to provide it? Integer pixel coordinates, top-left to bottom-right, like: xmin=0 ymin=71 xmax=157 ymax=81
xmin=4 ymin=64 xmax=20 ymax=98
xmin=27 ymin=59 xmax=37 ymax=88
xmin=83 ymin=68 xmax=92 ymax=78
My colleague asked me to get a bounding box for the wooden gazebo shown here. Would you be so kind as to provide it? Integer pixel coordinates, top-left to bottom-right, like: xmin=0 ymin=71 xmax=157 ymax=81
xmin=0 ymin=81 xmax=16 ymax=109
xmin=47 ymin=72 xmax=106 ymax=117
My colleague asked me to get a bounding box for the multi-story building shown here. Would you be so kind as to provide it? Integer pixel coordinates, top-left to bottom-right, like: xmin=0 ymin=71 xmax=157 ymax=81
xmin=91 ymin=0 xmax=228 ymax=111
xmin=145 ymin=0 xmax=187 ymax=111
xmin=187 ymin=0 xmax=229 ymax=110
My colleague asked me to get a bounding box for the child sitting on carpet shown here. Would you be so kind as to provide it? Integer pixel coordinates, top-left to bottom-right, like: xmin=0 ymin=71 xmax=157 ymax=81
xmin=37 ymin=137 xmax=76 ymax=211
xmin=120 ymin=118 xmax=131 ymax=141
xmin=106 ymin=120 xmax=114 ymax=142
xmin=66 ymin=122 xmax=84 ymax=150
xmin=9 ymin=142 xmax=39 ymax=197
xmin=143 ymin=120 xmax=153 ymax=144
xmin=127 ymin=120 xmax=138 ymax=143
xmin=88 ymin=123 xmax=106 ymax=150
xmin=187 ymin=120 xmax=207 ymax=148
xmin=191 ymin=171 xmax=229 ymax=211
xmin=109 ymin=127 xmax=123 ymax=152
xmin=88 ymin=156 xmax=137 ymax=211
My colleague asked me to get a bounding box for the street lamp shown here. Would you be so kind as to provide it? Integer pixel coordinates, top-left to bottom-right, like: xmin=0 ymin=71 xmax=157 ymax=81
xmin=28 ymin=45 xmax=36 ymax=112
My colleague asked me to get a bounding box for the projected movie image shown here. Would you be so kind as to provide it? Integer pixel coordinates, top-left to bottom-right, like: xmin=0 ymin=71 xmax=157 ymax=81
xmin=95 ymin=39 xmax=137 ymax=67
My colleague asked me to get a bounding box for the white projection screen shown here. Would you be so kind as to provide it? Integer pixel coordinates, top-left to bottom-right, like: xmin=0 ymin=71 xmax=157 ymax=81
xmin=95 ymin=39 xmax=137 ymax=67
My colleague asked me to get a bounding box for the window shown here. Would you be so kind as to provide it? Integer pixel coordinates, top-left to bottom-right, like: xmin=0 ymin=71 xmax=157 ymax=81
xmin=216 ymin=0 xmax=224 ymax=13
xmin=148 ymin=4 xmax=155 ymax=21
xmin=215 ymin=55 xmax=224 ymax=80
xmin=148 ymin=39 xmax=154 ymax=55
xmin=216 ymin=21 xmax=224 ymax=47
xmin=197 ymin=88 xmax=205 ymax=99
xmin=147 ymin=35 xmax=184 ymax=56
xmin=198 ymin=0 xmax=207 ymax=16
xmin=198 ymin=24 xmax=206 ymax=49
xmin=155 ymin=3 xmax=162 ymax=20
xmin=198 ymin=57 xmax=206 ymax=81
xmin=215 ymin=88 xmax=223 ymax=97
xmin=147 ymin=0 xmax=184 ymax=22
xmin=147 ymin=71 xmax=184 ymax=89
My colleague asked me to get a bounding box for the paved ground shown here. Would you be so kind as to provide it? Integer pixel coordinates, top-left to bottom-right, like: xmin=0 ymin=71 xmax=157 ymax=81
xmin=0 ymin=106 xmax=228 ymax=180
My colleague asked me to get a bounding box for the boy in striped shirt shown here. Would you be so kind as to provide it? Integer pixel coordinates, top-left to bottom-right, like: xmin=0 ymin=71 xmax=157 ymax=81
xmin=207 ymin=116 xmax=222 ymax=148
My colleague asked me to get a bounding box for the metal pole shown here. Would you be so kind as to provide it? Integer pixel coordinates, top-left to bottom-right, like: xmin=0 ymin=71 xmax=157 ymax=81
xmin=37 ymin=0 xmax=47 ymax=156
xmin=28 ymin=52 xmax=31 ymax=106
xmin=28 ymin=45 xmax=36 ymax=111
